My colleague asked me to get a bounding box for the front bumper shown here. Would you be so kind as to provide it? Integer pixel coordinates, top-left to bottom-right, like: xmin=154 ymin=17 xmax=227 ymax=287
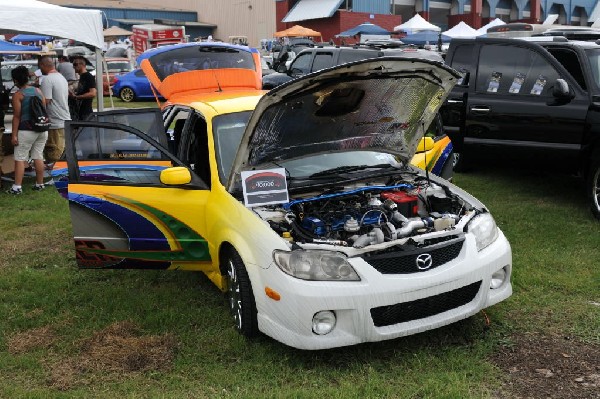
xmin=254 ymin=231 xmax=512 ymax=350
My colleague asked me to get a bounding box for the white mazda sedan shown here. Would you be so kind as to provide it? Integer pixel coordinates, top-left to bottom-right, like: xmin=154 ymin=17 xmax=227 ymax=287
xmin=60 ymin=43 xmax=512 ymax=350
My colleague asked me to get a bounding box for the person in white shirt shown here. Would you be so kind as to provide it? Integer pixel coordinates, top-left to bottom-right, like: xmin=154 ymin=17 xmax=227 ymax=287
xmin=38 ymin=56 xmax=70 ymax=176
xmin=56 ymin=56 xmax=77 ymax=82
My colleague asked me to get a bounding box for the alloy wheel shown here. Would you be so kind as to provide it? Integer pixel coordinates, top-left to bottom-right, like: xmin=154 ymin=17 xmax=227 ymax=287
xmin=227 ymin=258 xmax=243 ymax=330
xmin=120 ymin=87 xmax=135 ymax=102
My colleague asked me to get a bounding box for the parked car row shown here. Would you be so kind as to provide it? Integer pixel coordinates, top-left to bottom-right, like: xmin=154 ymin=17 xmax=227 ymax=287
xmin=102 ymin=57 xmax=134 ymax=95
xmin=1 ymin=59 xmax=39 ymax=112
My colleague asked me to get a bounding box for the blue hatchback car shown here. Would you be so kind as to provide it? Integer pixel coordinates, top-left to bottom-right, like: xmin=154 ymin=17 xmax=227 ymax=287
xmin=112 ymin=69 xmax=161 ymax=102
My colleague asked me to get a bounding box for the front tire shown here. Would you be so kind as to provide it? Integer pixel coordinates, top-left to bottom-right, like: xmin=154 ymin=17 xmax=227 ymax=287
xmin=119 ymin=87 xmax=135 ymax=102
xmin=225 ymin=249 xmax=258 ymax=337
xmin=588 ymin=157 xmax=600 ymax=220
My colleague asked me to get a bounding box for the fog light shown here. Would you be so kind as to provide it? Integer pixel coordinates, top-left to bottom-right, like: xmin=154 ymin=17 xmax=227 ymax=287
xmin=490 ymin=267 xmax=507 ymax=289
xmin=312 ymin=311 xmax=336 ymax=335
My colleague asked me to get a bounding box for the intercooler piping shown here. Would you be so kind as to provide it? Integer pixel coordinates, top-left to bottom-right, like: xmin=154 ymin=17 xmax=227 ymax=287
xmin=395 ymin=218 xmax=433 ymax=238
xmin=283 ymin=184 xmax=414 ymax=210
xmin=352 ymin=217 xmax=434 ymax=248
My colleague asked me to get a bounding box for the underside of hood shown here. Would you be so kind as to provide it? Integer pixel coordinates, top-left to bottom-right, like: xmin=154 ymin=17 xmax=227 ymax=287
xmin=228 ymin=57 xmax=459 ymax=190
xmin=138 ymin=42 xmax=262 ymax=99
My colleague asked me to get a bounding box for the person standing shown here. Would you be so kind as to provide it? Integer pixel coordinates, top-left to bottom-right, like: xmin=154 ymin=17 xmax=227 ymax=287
xmin=6 ymin=66 xmax=48 ymax=194
xmin=0 ymin=56 xmax=6 ymax=133
xmin=56 ymin=55 xmax=77 ymax=82
xmin=38 ymin=56 xmax=70 ymax=171
xmin=0 ymin=56 xmax=6 ymax=184
xmin=70 ymin=56 xmax=96 ymax=121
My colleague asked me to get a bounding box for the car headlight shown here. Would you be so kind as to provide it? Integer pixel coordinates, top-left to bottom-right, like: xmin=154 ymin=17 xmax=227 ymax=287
xmin=273 ymin=250 xmax=360 ymax=281
xmin=467 ymin=213 xmax=499 ymax=251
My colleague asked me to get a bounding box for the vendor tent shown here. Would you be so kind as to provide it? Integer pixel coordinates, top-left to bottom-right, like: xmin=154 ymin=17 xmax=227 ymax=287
xmin=103 ymin=26 xmax=133 ymax=38
xmin=475 ymin=18 xmax=505 ymax=36
xmin=0 ymin=0 xmax=105 ymax=109
xmin=401 ymin=30 xmax=451 ymax=45
xmin=394 ymin=14 xmax=441 ymax=33
xmin=337 ymin=22 xmax=391 ymax=37
xmin=0 ymin=0 xmax=103 ymax=49
xmin=274 ymin=25 xmax=322 ymax=39
xmin=443 ymin=21 xmax=477 ymax=38
xmin=0 ymin=39 xmax=41 ymax=53
xmin=10 ymin=34 xmax=53 ymax=43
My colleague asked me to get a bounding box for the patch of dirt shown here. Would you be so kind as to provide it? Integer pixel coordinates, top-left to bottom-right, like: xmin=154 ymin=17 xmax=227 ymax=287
xmin=490 ymin=333 xmax=600 ymax=399
xmin=47 ymin=320 xmax=176 ymax=391
xmin=7 ymin=325 xmax=57 ymax=354
xmin=0 ymin=224 xmax=71 ymax=269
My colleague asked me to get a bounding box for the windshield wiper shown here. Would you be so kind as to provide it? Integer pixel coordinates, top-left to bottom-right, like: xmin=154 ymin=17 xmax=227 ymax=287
xmin=308 ymin=163 xmax=397 ymax=179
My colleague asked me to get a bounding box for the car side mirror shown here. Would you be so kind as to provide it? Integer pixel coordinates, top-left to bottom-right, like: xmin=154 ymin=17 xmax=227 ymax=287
xmin=548 ymin=78 xmax=573 ymax=105
xmin=552 ymin=78 xmax=570 ymax=98
xmin=416 ymin=137 xmax=435 ymax=153
xmin=160 ymin=167 xmax=191 ymax=186
xmin=277 ymin=64 xmax=287 ymax=73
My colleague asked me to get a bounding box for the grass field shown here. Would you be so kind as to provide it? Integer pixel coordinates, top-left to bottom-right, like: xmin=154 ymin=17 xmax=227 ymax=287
xmin=94 ymin=96 xmax=159 ymax=111
xmin=0 ymin=134 xmax=598 ymax=397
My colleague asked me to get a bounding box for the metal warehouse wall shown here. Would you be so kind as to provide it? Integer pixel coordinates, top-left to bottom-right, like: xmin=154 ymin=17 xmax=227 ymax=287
xmin=101 ymin=8 xmax=198 ymax=22
xmin=353 ymin=0 xmax=392 ymax=14
xmin=136 ymin=0 xmax=277 ymax=46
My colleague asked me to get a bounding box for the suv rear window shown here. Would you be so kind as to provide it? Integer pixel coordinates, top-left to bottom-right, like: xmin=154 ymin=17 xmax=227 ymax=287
xmin=338 ymin=49 xmax=381 ymax=64
xmin=312 ymin=52 xmax=334 ymax=72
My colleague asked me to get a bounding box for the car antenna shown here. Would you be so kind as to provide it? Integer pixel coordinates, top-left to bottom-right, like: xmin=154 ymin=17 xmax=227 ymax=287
xmin=212 ymin=69 xmax=223 ymax=92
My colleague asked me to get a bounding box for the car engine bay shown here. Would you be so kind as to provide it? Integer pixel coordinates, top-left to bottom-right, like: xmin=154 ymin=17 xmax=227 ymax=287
xmin=254 ymin=172 xmax=476 ymax=249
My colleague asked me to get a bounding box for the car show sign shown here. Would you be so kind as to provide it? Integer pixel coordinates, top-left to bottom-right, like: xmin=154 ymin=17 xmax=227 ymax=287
xmin=241 ymin=168 xmax=289 ymax=207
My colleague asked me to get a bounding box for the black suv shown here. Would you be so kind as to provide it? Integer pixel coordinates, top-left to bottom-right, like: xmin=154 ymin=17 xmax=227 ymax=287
xmin=262 ymin=43 xmax=443 ymax=89
xmin=441 ymin=36 xmax=600 ymax=219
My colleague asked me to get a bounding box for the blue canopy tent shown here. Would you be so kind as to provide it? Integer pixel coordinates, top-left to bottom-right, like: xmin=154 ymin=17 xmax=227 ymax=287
xmin=10 ymin=34 xmax=53 ymax=43
xmin=0 ymin=39 xmax=41 ymax=52
xmin=337 ymin=22 xmax=390 ymax=37
xmin=401 ymin=30 xmax=451 ymax=46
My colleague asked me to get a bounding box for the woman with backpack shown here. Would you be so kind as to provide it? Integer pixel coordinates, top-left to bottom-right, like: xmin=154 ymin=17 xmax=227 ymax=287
xmin=7 ymin=66 xmax=48 ymax=195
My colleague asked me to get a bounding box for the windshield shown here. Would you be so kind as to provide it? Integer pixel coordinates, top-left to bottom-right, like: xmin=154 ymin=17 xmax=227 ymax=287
xmin=107 ymin=61 xmax=132 ymax=72
xmin=106 ymin=47 xmax=127 ymax=58
xmin=1 ymin=64 xmax=37 ymax=84
xmin=212 ymin=109 xmax=401 ymax=186
xmin=585 ymin=49 xmax=600 ymax=90
xmin=279 ymin=151 xmax=400 ymax=179
xmin=213 ymin=111 xmax=253 ymax=184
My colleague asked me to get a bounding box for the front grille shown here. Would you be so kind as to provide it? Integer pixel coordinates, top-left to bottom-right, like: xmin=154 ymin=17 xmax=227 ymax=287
xmin=370 ymin=281 xmax=481 ymax=327
xmin=362 ymin=236 xmax=464 ymax=274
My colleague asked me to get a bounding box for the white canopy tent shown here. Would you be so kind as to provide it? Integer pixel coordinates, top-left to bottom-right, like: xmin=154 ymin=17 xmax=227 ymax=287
xmin=0 ymin=0 xmax=106 ymax=109
xmin=443 ymin=21 xmax=477 ymax=38
xmin=475 ymin=18 xmax=506 ymax=36
xmin=394 ymin=14 xmax=441 ymax=34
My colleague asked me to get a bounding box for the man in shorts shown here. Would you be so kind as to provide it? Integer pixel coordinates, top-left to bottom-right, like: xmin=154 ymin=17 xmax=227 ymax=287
xmin=7 ymin=66 xmax=48 ymax=194
xmin=39 ymin=56 xmax=70 ymax=182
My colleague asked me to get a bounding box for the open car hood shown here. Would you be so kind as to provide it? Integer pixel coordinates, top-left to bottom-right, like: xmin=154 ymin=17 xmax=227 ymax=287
xmin=227 ymin=57 xmax=459 ymax=191
xmin=138 ymin=42 xmax=262 ymax=99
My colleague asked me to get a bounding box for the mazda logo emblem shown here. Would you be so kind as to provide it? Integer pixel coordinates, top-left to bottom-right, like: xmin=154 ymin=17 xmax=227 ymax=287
xmin=416 ymin=253 xmax=433 ymax=270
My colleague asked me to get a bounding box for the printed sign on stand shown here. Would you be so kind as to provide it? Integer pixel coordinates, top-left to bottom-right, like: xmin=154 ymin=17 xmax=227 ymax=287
xmin=241 ymin=168 xmax=289 ymax=207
